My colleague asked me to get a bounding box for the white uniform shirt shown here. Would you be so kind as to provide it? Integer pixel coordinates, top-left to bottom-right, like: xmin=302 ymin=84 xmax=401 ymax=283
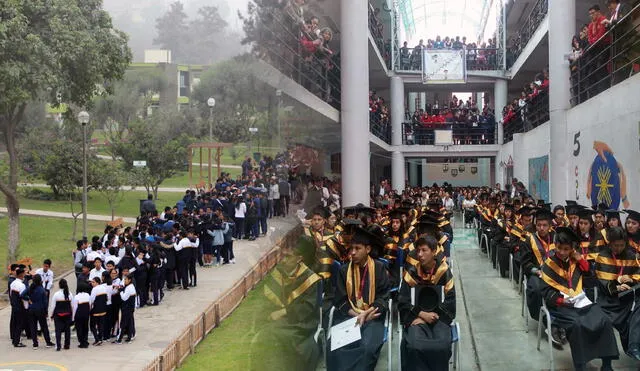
xmin=48 ymin=289 xmax=72 ymax=318
xmin=35 ymin=268 xmax=54 ymax=291
xmin=119 ymin=283 xmax=137 ymax=302
xmin=10 ymin=278 xmax=28 ymax=309
xmin=174 ymin=237 xmax=198 ymax=252
xmin=89 ymin=267 xmax=106 ymax=282
xmin=72 ymin=292 xmax=91 ymax=321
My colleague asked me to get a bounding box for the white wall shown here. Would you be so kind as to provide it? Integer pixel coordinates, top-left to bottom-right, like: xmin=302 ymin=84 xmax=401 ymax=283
xmin=422 ymin=162 xmax=489 ymax=187
xmin=504 ymin=73 xmax=640 ymax=209
xmin=565 ymin=74 xmax=640 ymax=209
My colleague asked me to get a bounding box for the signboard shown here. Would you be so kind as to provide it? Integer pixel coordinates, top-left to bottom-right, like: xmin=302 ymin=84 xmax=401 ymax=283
xmin=434 ymin=130 xmax=453 ymax=146
xmin=249 ymin=127 xmax=259 ymax=133
xmin=528 ymin=155 xmax=550 ymax=202
xmin=422 ymin=49 xmax=466 ymax=84
xmin=133 ymin=161 xmax=147 ymax=167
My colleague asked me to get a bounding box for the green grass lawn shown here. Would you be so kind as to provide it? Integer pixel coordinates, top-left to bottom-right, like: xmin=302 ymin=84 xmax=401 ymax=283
xmin=160 ymin=169 xmax=242 ymax=188
xmin=179 ymin=280 xmax=273 ymax=371
xmin=0 ymin=216 xmax=106 ymax=284
xmin=189 ymin=144 xmax=279 ymax=166
xmin=15 ymin=188 xmax=185 ymax=218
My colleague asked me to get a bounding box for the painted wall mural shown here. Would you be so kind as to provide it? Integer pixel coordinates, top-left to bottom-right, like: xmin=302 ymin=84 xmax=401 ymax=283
xmin=569 ymin=124 xmax=639 ymax=210
xmin=528 ymin=155 xmax=549 ymax=202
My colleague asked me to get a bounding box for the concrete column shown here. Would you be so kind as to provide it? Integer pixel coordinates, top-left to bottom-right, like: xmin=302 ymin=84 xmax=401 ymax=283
xmin=476 ymin=92 xmax=484 ymax=111
xmin=421 ymin=159 xmax=428 ymax=187
xmin=548 ymin=0 xmax=575 ymax=204
xmin=341 ymin=0 xmax=370 ymax=207
xmin=419 ymin=92 xmax=427 ymax=110
xmin=408 ymin=159 xmax=419 ymax=187
xmin=391 ymin=76 xmax=405 ymax=146
xmin=391 ymin=151 xmax=405 ymax=192
xmin=494 ymin=79 xmax=508 ymax=145
xmin=408 ymin=92 xmax=417 ymax=113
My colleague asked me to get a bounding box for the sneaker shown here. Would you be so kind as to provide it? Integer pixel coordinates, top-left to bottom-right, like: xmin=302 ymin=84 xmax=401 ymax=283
xmin=112 ymin=339 xmax=122 ymax=345
xmin=230 ymin=259 xmax=236 ymax=264
xmin=559 ymin=328 xmax=568 ymax=344
xmin=45 ymin=342 xmax=55 ymax=348
xmin=94 ymin=340 xmax=103 ymax=346
xmin=33 ymin=345 xmax=38 ymax=349
xmin=14 ymin=343 xmax=26 ymax=348
xmin=130 ymin=335 xmax=136 ymax=341
xmin=125 ymin=338 xmax=132 ymax=343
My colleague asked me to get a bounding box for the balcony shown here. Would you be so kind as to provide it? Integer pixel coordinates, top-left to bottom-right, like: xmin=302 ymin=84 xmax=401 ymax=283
xmin=394 ymin=47 xmax=504 ymax=74
xmin=241 ymin=3 xmax=341 ymax=110
xmin=503 ymin=90 xmax=550 ymax=143
xmin=506 ymin=0 xmax=548 ymax=69
xmin=569 ymin=3 xmax=640 ymax=107
xmin=403 ymin=121 xmax=496 ymax=146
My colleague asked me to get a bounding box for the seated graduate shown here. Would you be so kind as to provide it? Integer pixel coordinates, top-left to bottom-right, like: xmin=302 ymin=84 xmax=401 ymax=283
xmin=521 ymin=209 xmax=556 ymax=324
xmin=328 ymin=226 xmax=390 ymax=371
xmin=539 ymin=227 xmax=619 ymax=371
xmin=250 ymin=236 xmax=324 ymax=371
xmin=398 ymin=236 xmax=455 ymax=371
xmin=596 ymin=226 xmax=640 ymax=360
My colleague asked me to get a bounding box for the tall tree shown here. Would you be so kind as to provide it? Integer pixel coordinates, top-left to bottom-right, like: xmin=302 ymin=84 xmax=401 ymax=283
xmin=0 ymin=0 xmax=132 ymax=264
xmin=153 ymin=1 xmax=190 ymax=62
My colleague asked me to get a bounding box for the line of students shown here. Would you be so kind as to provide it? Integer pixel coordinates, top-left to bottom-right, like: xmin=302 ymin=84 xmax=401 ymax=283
xmin=9 ymin=265 xmax=137 ymax=350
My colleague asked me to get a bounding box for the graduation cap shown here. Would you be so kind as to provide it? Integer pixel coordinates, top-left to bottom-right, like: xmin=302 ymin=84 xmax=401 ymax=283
xmin=342 ymin=218 xmax=364 ymax=227
xmin=343 ymin=203 xmax=375 ymax=216
xmin=416 ymin=285 xmax=440 ymax=312
xmin=350 ymin=226 xmax=384 ymax=257
xmin=389 ymin=208 xmax=409 ymax=220
xmin=624 ymin=209 xmax=640 ymax=223
xmin=566 ymin=200 xmax=578 ymax=206
xmin=418 ymin=213 xmax=441 ymax=224
xmin=577 ymin=208 xmax=596 ymax=221
xmin=516 ymin=206 xmax=535 ymax=216
xmin=536 ymin=201 xmax=552 ymax=211
xmin=416 ymin=220 xmax=441 ymax=237
xmin=307 ymin=206 xmax=330 ymax=219
xmin=555 ymin=227 xmax=580 ymax=244
xmin=535 ymin=209 xmax=554 ymax=221
xmin=605 ymin=209 xmax=620 ymax=220
xmin=422 ymin=208 xmax=444 ymax=220
xmin=503 ymin=203 xmax=515 ymax=211
xmin=593 ymin=202 xmax=608 ymax=211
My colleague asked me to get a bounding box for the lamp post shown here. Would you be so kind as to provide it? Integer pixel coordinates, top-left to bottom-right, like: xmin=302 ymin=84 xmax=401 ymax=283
xmin=275 ymin=90 xmax=282 ymax=151
xmin=207 ymin=97 xmax=216 ymax=143
xmin=77 ymin=111 xmax=90 ymax=240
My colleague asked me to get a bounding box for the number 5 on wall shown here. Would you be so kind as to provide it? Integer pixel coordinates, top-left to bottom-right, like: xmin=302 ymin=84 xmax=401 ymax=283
xmin=573 ymin=132 xmax=581 ymax=157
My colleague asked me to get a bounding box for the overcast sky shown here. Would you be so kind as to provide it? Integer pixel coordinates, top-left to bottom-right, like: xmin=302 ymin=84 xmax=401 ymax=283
xmin=102 ymin=0 xmax=250 ymax=61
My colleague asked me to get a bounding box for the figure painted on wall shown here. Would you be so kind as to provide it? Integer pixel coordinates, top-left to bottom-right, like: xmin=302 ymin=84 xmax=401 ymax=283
xmin=586 ymin=141 xmax=630 ymax=209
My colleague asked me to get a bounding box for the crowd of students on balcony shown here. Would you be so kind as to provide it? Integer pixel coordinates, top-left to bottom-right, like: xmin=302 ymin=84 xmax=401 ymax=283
xmin=399 ymin=36 xmax=499 ymax=71
xmin=502 ymin=68 xmax=549 ymax=128
xmin=369 ymin=90 xmax=391 ymax=141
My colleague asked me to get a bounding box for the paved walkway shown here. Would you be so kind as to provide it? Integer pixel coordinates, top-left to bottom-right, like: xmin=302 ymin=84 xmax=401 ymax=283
xmin=0 ymin=216 xmax=297 ymax=371
xmin=0 ymin=208 xmax=138 ymax=224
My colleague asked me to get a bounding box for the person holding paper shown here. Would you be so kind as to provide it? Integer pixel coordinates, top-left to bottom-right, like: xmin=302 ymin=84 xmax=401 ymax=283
xmin=328 ymin=226 xmax=390 ymax=371
xmin=398 ymin=236 xmax=455 ymax=371
xmin=539 ymin=227 xmax=619 ymax=371
xmin=595 ymin=226 xmax=640 ymax=357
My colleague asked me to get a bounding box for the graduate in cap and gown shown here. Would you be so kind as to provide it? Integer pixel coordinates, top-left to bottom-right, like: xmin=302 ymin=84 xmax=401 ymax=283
xmin=605 ymin=210 xmax=622 ymax=228
xmin=251 ymin=235 xmax=324 ymax=371
xmin=398 ymin=235 xmax=455 ymax=371
xmin=521 ymin=209 xmax=556 ymax=323
xmin=328 ymin=226 xmax=390 ymax=371
xmin=539 ymin=227 xmax=619 ymax=370
xmin=304 ymin=206 xmax=334 ymax=247
xmin=594 ymin=227 xmax=640 ymax=355
xmin=624 ymin=209 xmax=640 ymax=253
xmin=495 ymin=203 xmax=516 ymax=277
xmin=325 ymin=218 xmax=364 ymax=265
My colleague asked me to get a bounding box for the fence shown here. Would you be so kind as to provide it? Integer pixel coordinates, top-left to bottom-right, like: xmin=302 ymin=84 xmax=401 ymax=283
xmin=503 ymin=90 xmax=550 ymax=143
xmin=143 ymin=225 xmax=302 ymax=371
xmin=569 ymin=3 xmax=640 ymax=107
xmin=403 ymin=121 xmax=496 ymax=146
xmin=395 ymin=47 xmax=503 ymax=72
xmin=506 ymin=0 xmax=548 ymax=69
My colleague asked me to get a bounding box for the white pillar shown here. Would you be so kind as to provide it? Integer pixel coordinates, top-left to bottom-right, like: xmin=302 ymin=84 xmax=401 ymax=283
xmin=409 ymin=159 xmax=419 ymax=187
xmin=494 ymin=79 xmax=507 ymax=145
xmin=341 ymin=0 xmax=370 ymax=207
xmin=391 ymin=76 xmax=404 ymax=146
xmin=549 ymin=0 xmax=575 ymax=204
xmin=476 ymin=92 xmax=484 ymax=112
xmin=419 ymin=92 xmax=427 ymax=110
xmin=421 ymin=159 xmax=428 ymax=187
xmin=391 ymin=151 xmax=405 ymax=192
xmin=408 ymin=92 xmax=417 ymax=113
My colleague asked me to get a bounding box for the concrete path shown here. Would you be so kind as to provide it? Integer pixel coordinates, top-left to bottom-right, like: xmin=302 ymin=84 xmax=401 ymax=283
xmin=0 ymin=216 xmax=298 ymax=371
xmin=0 ymin=208 xmax=138 ymax=224
xmin=453 ymin=215 xmax=639 ymax=370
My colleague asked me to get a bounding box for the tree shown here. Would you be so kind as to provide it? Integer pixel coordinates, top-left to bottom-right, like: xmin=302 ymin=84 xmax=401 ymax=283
xmin=153 ymin=1 xmax=190 ymax=62
xmin=0 ymin=0 xmax=132 ymax=264
xmin=112 ymin=110 xmax=194 ymax=199
xmin=93 ymin=161 xmax=128 ymax=221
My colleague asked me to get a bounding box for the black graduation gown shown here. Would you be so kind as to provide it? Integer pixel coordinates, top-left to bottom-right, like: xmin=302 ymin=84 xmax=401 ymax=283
xmin=251 ymin=261 xmax=323 ymax=371
xmin=595 ymin=246 xmax=640 ymax=351
xmin=521 ymin=232 xmax=555 ymax=320
xmin=328 ymin=259 xmax=390 ymax=371
xmin=540 ymin=255 xmax=619 ymax=365
xmin=398 ymin=258 xmax=456 ymax=371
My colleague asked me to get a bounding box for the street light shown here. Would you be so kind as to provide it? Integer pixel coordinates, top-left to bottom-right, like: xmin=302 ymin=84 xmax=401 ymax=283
xmin=207 ymin=97 xmax=216 ymax=143
xmin=77 ymin=110 xmax=90 ymax=240
xmin=275 ymin=90 xmax=282 ymax=151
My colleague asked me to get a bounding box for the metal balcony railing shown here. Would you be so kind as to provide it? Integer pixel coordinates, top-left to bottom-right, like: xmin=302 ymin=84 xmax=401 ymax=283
xmin=503 ymin=89 xmax=550 ymax=143
xmin=569 ymin=3 xmax=640 ymax=107
xmin=506 ymin=0 xmax=548 ymax=69
xmin=402 ymin=121 xmax=497 ymax=146
xmin=395 ymin=47 xmax=503 ymax=73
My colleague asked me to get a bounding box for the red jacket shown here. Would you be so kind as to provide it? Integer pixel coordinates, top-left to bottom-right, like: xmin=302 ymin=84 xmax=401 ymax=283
xmin=588 ymin=16 xmax=607 ymax=44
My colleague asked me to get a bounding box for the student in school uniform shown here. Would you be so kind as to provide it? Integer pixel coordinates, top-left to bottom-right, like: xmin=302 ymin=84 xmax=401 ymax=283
xmin=72 ymin=284 xmax=91 ymax=348
xmin=9 ymin=267 xmax=28 ymax=348
xmin=48 ymin=279 xmax=73 ymax=351
xmin=89 ymin=257 xmax=106 ymax=282
xmin=89 ymin=277 xmax=108 ymax=345
xmin=108 ymin=269 xmax=122 ymax=338
xmin=100 ymin=272 xmax=114 ymax=339
xmin=35 ymin=259 xmax=54 ymax=300
xmin=23 ymin=274 xmax=54 ymax=349
xmin=115 ymin=274 xmax=137 ymax=344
